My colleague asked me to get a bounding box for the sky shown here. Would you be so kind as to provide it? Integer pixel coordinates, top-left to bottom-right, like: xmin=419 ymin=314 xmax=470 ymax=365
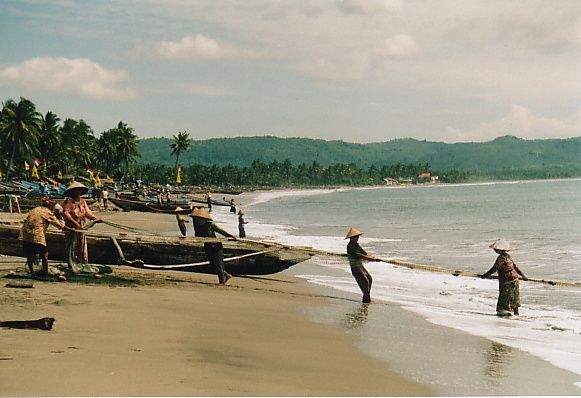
xmin=0 ymin=0 xmax=579 ymax=143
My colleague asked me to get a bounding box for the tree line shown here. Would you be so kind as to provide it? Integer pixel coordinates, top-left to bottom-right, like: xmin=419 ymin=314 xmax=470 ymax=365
xmin=0 ymin=96 xmax=467 ymax=187
xmin=0 ymin=97 xmax=139 ymax=181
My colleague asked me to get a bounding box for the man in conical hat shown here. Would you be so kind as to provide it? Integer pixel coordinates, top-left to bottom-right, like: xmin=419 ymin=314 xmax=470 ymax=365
xmin=345 ymin=227 xmax=379 ymax=303
xmin=481 ymin=239 xmax=528 ymax=316
xmin=191 ymin=207 xmax=237 ymax=284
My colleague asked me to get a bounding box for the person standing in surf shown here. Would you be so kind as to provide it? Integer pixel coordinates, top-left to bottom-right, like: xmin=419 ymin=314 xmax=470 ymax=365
xmin=345 ymin=227 xmax=380 ymax=304
xmin=481 ymin=239 xmax=528 ymax=316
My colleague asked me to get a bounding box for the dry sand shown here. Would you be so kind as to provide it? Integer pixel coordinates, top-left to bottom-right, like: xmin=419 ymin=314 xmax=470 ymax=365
xmin=0 ymin=210 xmax=431 ymax=396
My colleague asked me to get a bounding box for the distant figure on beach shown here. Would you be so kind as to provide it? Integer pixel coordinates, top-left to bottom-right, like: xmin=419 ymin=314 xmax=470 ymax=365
xmin=156 ymin=190 xmax=163 ymax=208
xmin=63 ymin=182 xmax=102 ymax=269
xmin=481 ymin=239 xmax=528 ymax=316
xmin=174 ymin=206 xmax=189 ymax=237
xmin=19 ymin=198 xmax=76 ymax=276
xmin=345 ymin=227 xmax=380 ymax=304
xmin=206 ymin=192 xmax=212 ymax=212
xmin=102 ymin=187 xmax=109 ymax=209
xmin=191 ymin=207 xmax=236 ymax=284
xmin=230 ymin=198 xmax=236 ymax=213
xmin=237 ymin=209 xmax=248 ymax=238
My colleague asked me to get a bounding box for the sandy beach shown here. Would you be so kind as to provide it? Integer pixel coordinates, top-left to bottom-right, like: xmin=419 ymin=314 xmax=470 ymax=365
xmin=1 ymin=208 xmax=580 ymax=396
xmin=0 ymin=210 xmax=429 ymax=397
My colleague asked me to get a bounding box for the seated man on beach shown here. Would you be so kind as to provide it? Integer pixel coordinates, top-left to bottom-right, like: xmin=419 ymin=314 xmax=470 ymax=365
xmin=345 ymin=227 xmax=380 ymax=303
xmin=191 ymin=207 xmax=236 ymax=284
xmin=19 ymin=198 xmax=77 ymax=276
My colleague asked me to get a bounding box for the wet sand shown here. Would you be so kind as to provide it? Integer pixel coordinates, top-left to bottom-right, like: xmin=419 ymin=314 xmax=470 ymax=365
xmin=0 ymin=210 xmax=430 ymax=396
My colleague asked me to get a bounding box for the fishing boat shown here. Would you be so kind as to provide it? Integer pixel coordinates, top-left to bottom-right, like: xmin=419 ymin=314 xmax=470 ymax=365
xmin=109 ymin=197 xmax=197 ymax=214
xmin=0 ymin=222 xmax=312 ymax=275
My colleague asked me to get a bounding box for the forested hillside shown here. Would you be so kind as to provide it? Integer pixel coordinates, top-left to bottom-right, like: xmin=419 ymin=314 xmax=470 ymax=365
xmin=138 ymin=135 xmax=581 ymax=175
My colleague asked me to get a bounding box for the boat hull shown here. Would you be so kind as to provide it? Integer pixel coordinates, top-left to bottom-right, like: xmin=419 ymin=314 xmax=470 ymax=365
xmin=0 ymin=223 xmax=310 ymax=276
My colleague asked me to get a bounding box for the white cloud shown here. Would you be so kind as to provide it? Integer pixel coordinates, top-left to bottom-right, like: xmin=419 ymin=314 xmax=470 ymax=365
xmin=379 ymin=34 xmax=420 ymax=59
xmin=444 ymin=105 xmax=581 ymax=142
xmin=0 ymin=57 xmax=135 ymax=101
xmin=298 ymin=56 xmax=369 ymax=82
xmin=336 ymin=0 xmax=402 ymax=15
xmin=152 ymin=34 xmax=257 ymax=61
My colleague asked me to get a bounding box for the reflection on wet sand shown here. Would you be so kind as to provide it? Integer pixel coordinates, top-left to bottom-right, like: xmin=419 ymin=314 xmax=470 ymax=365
xmin=485 ymin=341 xmax=513 ymax=379
xmin=343 ymin=303 xmax=369 ymax=329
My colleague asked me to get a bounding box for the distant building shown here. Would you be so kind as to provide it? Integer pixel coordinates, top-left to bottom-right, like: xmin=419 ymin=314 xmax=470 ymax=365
xmin=383 ymin=177 xmax=399 ymax=186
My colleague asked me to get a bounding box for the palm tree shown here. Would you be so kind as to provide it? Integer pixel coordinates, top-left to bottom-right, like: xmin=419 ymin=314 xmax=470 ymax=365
xmin=115 ymin=121 xmax=140 ymax=178
xmin=0 ymin=97 xmax=42 ymax=180
xmin=170 ymin=131 xmax=191 ymax=169
xmin=39 ymin=111 xmax=62 ymax=175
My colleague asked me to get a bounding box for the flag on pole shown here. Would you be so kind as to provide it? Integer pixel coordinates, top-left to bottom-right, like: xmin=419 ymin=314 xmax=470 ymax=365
xmin=24 ymin=161 xmax=30 ymax=171
xmin=87 ymin=167 xmax=95 ymax=180
xmin=176 ymin=165 xmax=182 ymax=184
xmin=31 ymin=164 xmax=39 ymax=179
xmin=33 ymin=158 xmax=42 ymax=167
xmin=95 ymin=172 xmax=102 ymax=187
xmin=57 ymin=170 xmax=63 ymax=179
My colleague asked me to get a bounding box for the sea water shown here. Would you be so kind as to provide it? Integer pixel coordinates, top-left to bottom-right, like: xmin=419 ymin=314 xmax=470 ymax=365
xmin=213 ymin=179 xmax=581 ymax=383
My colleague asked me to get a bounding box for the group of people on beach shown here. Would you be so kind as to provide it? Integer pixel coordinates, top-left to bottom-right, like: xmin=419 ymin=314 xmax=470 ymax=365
xmin=18 ymin=181 xmax=102 ymax=277
xmin=346 ymin=227 xmax=528 ymax=316
xmin=17 ymin=180 xmax=528 ymax=315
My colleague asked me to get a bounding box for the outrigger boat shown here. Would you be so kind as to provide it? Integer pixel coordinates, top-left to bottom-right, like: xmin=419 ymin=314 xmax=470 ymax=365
xmin=0 ymin=222 xmax=312 ymax=276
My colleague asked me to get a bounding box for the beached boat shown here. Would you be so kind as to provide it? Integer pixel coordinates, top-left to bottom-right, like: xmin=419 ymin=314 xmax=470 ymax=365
xmin=0 ymin=222 xmax=312 ymax=275
xmin=109 ymin=197 xmax=196 ymax=214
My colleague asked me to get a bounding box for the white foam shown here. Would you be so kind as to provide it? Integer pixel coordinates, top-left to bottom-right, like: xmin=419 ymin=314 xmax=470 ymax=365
xmin=300 ymin=261 xmax=581 ymax=378
xmin=242 ymin=188 xmax=581 ymax=379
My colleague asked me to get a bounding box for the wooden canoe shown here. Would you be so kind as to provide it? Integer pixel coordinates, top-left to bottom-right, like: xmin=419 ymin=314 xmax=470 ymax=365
xmin=109 ymin=197 xmax=198 ymax=214
xmin=0 ymin=223 xmax=311 ymax=276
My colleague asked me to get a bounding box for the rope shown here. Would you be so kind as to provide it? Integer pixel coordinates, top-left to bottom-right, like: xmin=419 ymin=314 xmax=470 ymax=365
xmin=139 ymin=248 xmax=281 ymax=270
xmin=279 ymin=245 xmax=581 ymax=288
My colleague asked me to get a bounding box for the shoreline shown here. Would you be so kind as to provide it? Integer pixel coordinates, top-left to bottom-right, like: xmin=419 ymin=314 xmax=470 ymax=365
xmin=290 ymin=262 xmax=581 ymax=396
xmin=2 ymin=198 xmax=580 ymax=395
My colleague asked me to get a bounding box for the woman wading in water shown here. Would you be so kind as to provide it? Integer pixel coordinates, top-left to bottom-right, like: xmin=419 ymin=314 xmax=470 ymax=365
xmin=481 ymin=239 xmax=528 ymax=316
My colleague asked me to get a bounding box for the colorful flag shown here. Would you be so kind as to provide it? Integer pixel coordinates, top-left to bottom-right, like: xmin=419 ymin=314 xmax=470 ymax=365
xmin=95 ymin=172 xmax=102 ymax=187
xmin=33 ymin=158 xmax=42 ymax=167
xmin=31 ymin=164 xmax=39 ymax=179
xmin=57 ymin=171 xmax=63 ymax=179
xmin=24 ymin=161 xmax=30 ymax=171
xmin=176 ymin=165 xmax=182 ymax=184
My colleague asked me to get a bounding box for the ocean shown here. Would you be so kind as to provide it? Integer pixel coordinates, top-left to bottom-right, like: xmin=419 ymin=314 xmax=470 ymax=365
xmin=213 ymin=178 xmax=581 ymax=390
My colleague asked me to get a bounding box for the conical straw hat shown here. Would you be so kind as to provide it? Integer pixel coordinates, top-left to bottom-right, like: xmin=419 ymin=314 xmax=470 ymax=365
xmin=64 ymin=181 xmax=88 ymax=196
xmin=345 ymin=227 xmax=363 ymax=239
xmin=174 ymin=206 xmax=184 ymax=212
xmin=238 ymin=208 xmax=245 ymax=215
xmin=191 ymin=207 xmax=213 ymax=221
xmin=489 ymin=239 xmax=512 ymax=251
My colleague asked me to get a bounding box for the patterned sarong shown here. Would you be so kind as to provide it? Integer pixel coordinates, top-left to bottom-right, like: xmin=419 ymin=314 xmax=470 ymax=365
xmin=496 ymin=278 xmax=520 ymax=312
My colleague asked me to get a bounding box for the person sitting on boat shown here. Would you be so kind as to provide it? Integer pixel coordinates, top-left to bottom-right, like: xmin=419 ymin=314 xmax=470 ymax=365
xmin=229 ymin=198 xmax=236 ymax=213
xmin=481 ymin=239 xmax=528 ymax=316
xmin=19 ymin=198 xmax=76 ymax=276
xmin=174 ymin=206 xmax=189 ymax=237
xmin=62 ymin=182 xmax=102 ymax=270
xmin=345 ymin=227 xmax=380 ymax=304
xmin=166 ymin=190 xmax=172 ymax=207
xmin=238 ymin=209 xmax=248 ymax=239
xmin=191 ymin=207 xmax=236 ymax=285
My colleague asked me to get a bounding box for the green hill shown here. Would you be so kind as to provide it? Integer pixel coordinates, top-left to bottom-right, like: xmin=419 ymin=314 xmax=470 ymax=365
xmin=137 ymin=135 xmax=581 ymax=174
